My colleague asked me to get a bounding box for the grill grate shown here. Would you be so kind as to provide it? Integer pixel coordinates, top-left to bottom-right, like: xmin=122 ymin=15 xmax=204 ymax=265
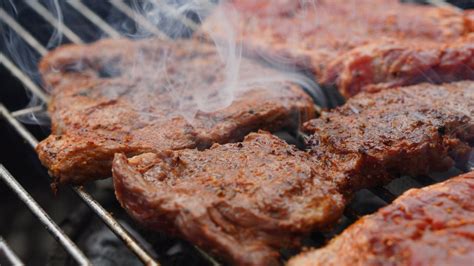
xmin=0 ymin=236 xmax=24 ymax=265
xmin=0 ymin=164 xmax=89 ymax=265
xmin=0 ymin=0 xmax=470 ymax=265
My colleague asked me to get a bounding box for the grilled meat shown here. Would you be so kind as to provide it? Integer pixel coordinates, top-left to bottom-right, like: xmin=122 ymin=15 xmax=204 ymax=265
xmin=112 ymin=132 xmax=346 ymax=266
xmin=323 ymin=35 xmax=474 ymax=97
xmin=35 ymin=38 xmax=315 ymax=185
xmin=288 ymin=171 xmax=474 ymax=266
xmin=202 ymin=0 xmax=474 ymax=97
xmin=304 ymin=81 xmax=474 ymax=191
xmin=114 ymin=82 xmax=473 ymax=265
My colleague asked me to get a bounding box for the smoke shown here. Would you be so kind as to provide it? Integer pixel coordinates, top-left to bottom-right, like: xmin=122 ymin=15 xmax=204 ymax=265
xmin=1 ymin=0 xmax=64 ymax=125
xmin=150 ymin=0 xmax=245 ymax=115
xmin=43 ymin=0 xmax=64 ymax=49
xmin=2 ymin=0 xmax=327 ymax=127
xmin=107 ymin=0 xmax=326 ymax=120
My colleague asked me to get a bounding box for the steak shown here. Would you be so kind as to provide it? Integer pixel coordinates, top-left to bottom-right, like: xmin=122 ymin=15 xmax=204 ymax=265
xmin=288 ymin=171 xmax=474 ymax=266
xmin=201 ymin=0 xmax=474 ymax=97
xmin=304 ymin=81 xmax=474 ymax=191
xmin=35 ymin=38 xmax=315 ymax=185
xmin=112 ymin=132 xmax=346 ymax=266
xmin=113 ymin=82 xmax=474 ymax=265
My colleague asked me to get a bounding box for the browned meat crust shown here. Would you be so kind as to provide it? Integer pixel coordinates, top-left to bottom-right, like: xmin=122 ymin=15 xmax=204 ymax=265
xmin=35 ymin=38 xmax=315 ymax=184
xmin=288 ymin=171 xmax=474 ymax=266
xmin=113 ymin=82 xmax=473 ymax=265
xmin=322 ymin=35 xmax=474 ymax=96
xmin=112 ymin=132 xmax=345 ymax=266
xmin=304 ymin=81 xmax=474 ymax=191
xmin=202 ymin=0 xmax=474 ymax=97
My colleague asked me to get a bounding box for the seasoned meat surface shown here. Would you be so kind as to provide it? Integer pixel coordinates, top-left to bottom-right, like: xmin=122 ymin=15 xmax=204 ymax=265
xmin=304 ymin=81 xmax=474 ymax=191
xmin=288 ymin=171 xmax=474 ymax=266
xmin=202 ymin=0 xmax=474 ymax=97
xmin=36 ymin=38 xmax=315 ymax=184
xmin=113 ymin=83 xmax=473 ymax=265
xmin=112 ymin=132 xmax=345 ymax=266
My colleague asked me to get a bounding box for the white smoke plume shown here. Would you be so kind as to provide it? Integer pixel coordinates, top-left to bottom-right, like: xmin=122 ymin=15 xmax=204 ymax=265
xmin=2 ymin=0 xmax=326 ymax=126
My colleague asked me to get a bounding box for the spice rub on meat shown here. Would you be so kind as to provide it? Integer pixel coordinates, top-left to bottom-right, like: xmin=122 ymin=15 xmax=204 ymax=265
xmin=304 ymin=81 xmax=474 ymax=192
xmin=112 ymin=132 xmax=345 ymax=266
xmin=113 ymin=83 xmax=473 ymax=265
xmin=35 ymin=38 xmax=315 ymax=185
xmin=288 ymin=171 xmax=474 ymax=266
xmin=202 ymin=0 xmax=474 ymax=97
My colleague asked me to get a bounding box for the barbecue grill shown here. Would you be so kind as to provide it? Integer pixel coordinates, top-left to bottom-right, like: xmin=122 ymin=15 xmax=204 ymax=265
xmin=1 ymin=1 xmax=473 ymax=265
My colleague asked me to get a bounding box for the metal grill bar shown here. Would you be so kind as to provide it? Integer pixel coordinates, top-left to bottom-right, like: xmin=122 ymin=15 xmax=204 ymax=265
xmin=0 ymin=8 xmax=48 ymax=56
xmin=0 ymin=104 xmax=159 ymax=266
xmin=73 ymin=188 xmax=159 ymax=265
xmin=194 ymin=246 xmax=220 ymax=266
xmin=0 ymin=2 xmax=212 ymax=264
xmin=154 ymin=1 xmax=200 ymax=31
xmin=11 ymin=105 xmax=44 ymax=117
xmin=0 ymin=104 xmax=40 ymax=148
xmin=66 ymin=0 xmax=122 ymax=38
xmin=0 ymin=53 xmax=50 ymax=102
xmin=0 ymin=237 xmax=24 ymax=266
xmin=24 ymin=0 xmax=85 ymax=44
xmin=0 ymin=165 xmax=90 ymax=266
xmin=1 ymin=1 xmax=470 ymax=264
xmin=426 ymin=0 xmax=462 ymax=11
xmin=109 ymin=0 xmax=170 ymax=39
